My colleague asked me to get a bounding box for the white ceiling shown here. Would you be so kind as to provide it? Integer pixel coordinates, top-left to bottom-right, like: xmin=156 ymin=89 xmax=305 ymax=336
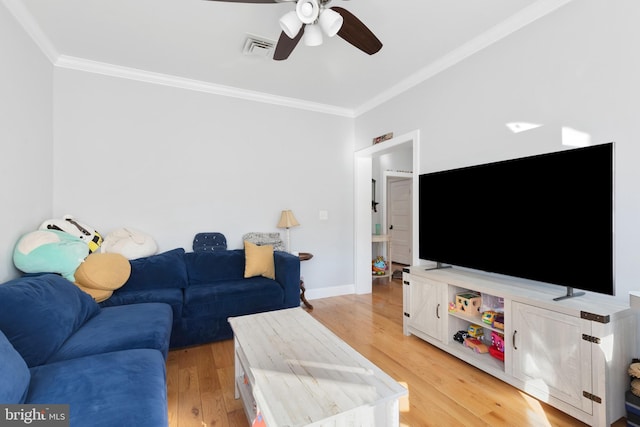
xmin=13 ymin=0 xmax=566 ymax=114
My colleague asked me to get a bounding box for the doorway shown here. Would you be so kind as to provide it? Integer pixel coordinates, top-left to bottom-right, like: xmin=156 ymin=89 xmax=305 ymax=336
xmin=354 ymin=130 xmax=420 ymax=295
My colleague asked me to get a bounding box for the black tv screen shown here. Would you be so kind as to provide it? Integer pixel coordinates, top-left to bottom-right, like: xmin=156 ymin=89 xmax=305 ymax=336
xmin=418 ymin=143 xmax=614 ymax=295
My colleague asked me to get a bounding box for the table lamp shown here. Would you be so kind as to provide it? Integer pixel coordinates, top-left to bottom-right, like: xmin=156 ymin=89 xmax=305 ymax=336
xmin=277 ymin=210 xmax=299 ymax=253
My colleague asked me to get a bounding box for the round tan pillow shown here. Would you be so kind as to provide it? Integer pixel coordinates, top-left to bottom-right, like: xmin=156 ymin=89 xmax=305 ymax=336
xmin=74 ymin=252 xmax=131 ymax=292
xmin=75 ymin=283 xmax=113 ymax=303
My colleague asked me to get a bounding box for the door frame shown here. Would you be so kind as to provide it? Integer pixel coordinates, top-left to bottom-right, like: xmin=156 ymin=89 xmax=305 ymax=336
xmin=354 ymin=130 xmax=420 ymax=294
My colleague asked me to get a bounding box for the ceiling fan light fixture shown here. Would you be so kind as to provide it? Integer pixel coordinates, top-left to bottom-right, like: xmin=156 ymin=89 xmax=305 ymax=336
xmin=318 ymin=8 xmax=343 ymax=37
xmin=279 ymin=11 xmax=302 ymax=39
xmin=296 ymin=0 xmax=320 ymax=24
xmin=303 ymin=23 xmax=323 ymax=46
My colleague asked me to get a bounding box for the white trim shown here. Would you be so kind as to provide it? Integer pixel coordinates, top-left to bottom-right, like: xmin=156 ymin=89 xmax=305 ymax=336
xmin=354 ymin=130 xmax=420 ymax=295
xmin=3 ymin=0 xmax=58 ymax=63
xmin=354 ymin=0 xmax=573 ymax=116
xmin=304 ymin=284 xmax=355 ymax=301
xmin=55 ymin=55 xmax=354 ymax=117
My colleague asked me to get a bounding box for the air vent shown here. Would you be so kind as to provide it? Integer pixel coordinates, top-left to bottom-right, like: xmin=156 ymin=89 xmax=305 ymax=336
xmin=243 ymin=35 xmax=275 ymax=57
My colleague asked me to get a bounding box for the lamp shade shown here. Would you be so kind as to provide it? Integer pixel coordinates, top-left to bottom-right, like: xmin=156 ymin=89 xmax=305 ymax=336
xmin=279 ymin=11 xmax=302 ymax=39
xmin=296 ymin=0 xmax=320 ymax=24
xmin=277 ymin=210 xmax=300 ymax=228
xmin=318 ymin=8 xmax=343 ymax=37
xmin=303 ymin=24 xmax=323 ymax=47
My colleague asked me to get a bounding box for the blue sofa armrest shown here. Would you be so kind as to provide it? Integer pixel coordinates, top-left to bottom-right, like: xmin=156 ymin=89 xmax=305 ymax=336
xmin=274 ymin=251 xmax=300 ymax=308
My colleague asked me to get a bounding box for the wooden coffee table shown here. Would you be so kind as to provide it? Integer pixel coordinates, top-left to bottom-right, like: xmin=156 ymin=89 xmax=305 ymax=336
xmin=228 ymin=308 xmax=407 ymax=426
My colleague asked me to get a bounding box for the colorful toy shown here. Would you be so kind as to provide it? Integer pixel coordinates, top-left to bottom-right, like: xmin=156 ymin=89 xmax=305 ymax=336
xmin=252 ymin=412 xmax=266 ymax=427
xmin=456 ymin=292 xmax=481 ymax=314
xmin=489 ymin=331 xmax=505 ymax=361
xmin=464 ymin=337 xmax=488 ymax=354
xmin=493 ymin=313 xmax=505 ymax=330
xmin=39 ymin=215 xmax=103 ymax=253
xmin=453 ymin=330 xmax=469 ymax=344
xmin=482 ymin=311 xmax=498 ymax=325
xmin=489 ymin=346 xmax=504 ymax=361
xmin=491 ymin=331 xmax=505 ymax=352
xmin=467 ymin=323 xmax=484 ymax=338
xmin=13 ymin=229 xmax=89 ymax=281
xmin=448 ymin=301 xmax=457 ymax=313
xmin=372 ymin=256 xmax=387 ymax=275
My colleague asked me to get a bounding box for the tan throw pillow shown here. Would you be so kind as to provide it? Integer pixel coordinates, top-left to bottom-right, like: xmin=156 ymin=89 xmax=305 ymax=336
xmin=244 ymin=240 xmax=275 ymax=280
xmin=74 ymin=252 xmax=132 ymax=291
xmin=75 ymin=283 xmax=113 ymax=303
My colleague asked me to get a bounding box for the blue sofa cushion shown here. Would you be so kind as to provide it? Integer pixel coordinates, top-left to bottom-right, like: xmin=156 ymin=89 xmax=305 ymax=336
xmin=27 ymin=349 xmax=168 ymax=427
xmin=185 ymin=250 xmax=245 ymax=285
xmin=0 ymin=330 xmax=30 ymax=403
xmin=0 ymin=274 xmax=99 ymax=367
xmin=100 ymin=288 xmax=183 ymax=320
xmin=274 ymin=251 xmax=301 ymax=308
xmin=180 ymin=317 xmax=234 ymax=345
xmin=183 ymin=277 xmax=284 ymax=319
xmin=47 ymin=303 xmax=173 ymax=363
xmin=123 ymin=248 xmax=188 ymax=291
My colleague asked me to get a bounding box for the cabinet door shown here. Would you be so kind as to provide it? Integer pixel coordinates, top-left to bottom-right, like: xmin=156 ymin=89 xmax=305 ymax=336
xmin=408 ymin=277 xmax=443 ymax=341
xmin=512 ymin=302 xmax=592 ymax=414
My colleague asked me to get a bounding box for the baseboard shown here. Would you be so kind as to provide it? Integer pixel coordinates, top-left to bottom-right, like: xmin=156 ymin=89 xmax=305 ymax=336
xmin=305 ymin=284 xmax=355 ymax=301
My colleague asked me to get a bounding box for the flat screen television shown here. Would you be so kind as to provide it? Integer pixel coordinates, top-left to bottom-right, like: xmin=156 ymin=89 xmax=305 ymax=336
xmin=418 ymin=142 xmax=614 ymax=299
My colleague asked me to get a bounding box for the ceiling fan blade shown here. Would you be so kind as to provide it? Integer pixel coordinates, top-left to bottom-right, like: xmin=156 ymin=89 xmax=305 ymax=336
xmin=331 ymin=6 xmax=382 ymax=55
xmin=273 ymin=28 xmax=304 ymax=61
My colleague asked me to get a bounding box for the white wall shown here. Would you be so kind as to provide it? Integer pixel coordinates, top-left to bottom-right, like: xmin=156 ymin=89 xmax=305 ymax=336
xmin=53 ymin=68 xmax=354 ymax=294
xmin=355 ymin=0 xmax=640 ymax=303
xmin=0 ymin=3 xmax=53 ymax=282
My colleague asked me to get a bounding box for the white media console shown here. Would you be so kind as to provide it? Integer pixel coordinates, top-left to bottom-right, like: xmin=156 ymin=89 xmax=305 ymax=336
xmin=402 ymin=266 xmax=637 ymax=426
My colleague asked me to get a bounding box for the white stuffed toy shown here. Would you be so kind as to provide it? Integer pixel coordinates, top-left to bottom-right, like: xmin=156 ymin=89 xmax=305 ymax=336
xmin=101 ymin=227 xmax=158 ymax=260
xmin=39 ymin=215 xmax=103 ymax=253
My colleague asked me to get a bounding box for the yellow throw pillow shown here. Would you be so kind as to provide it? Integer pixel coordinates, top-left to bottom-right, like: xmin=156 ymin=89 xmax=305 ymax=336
xmin=244 ymin=241 xmax=275 ymax=280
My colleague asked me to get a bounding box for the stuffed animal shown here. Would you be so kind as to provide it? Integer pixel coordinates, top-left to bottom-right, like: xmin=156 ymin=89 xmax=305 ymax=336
xmin=39 ymin=215 xmax=103 ymax=253
xmin=13 ymin=229 xmax=89 ymax=281
xmin=101 ymin=227 xmax=158 ymax=259
xmin=372 ymin=256 xmax=387 ymax=275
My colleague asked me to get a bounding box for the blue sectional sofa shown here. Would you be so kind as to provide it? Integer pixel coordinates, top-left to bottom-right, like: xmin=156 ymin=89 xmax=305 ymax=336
xmin=99 ymin=247 xmax=301 ymax=348
xmin=0 ymin=274 xmax=172 ymax=426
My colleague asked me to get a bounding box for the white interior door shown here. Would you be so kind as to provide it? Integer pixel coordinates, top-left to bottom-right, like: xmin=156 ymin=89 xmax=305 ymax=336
xmin=388 ymin=178 xmax=412 ymax=265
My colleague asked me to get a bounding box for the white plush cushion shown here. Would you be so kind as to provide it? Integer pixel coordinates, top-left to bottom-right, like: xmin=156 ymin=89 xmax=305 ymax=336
xmin=101 ymin=228 xmax=158 ymax=260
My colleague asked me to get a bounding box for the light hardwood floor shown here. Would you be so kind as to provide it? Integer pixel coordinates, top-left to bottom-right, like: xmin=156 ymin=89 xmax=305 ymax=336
xmin=167 ymin=274 xmax=627 ymax=427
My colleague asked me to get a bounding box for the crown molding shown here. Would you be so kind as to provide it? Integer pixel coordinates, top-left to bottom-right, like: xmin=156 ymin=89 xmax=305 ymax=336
xmin=354 ymin=0 xmax=573 ymax=117
xmin=55 ymin=56 xmax=355 ymax=118
xmin=3 ymin=0 xmax=58 ymax=63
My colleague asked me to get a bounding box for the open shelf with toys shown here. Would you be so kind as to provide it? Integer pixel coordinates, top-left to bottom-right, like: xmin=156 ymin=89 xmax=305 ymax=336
xmin=445 ymin=286 xmax=505 ymax=372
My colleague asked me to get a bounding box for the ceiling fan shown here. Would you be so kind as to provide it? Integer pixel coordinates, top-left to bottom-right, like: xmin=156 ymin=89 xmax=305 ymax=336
xmin=205 ymin=0 xmax=383 ymax=60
